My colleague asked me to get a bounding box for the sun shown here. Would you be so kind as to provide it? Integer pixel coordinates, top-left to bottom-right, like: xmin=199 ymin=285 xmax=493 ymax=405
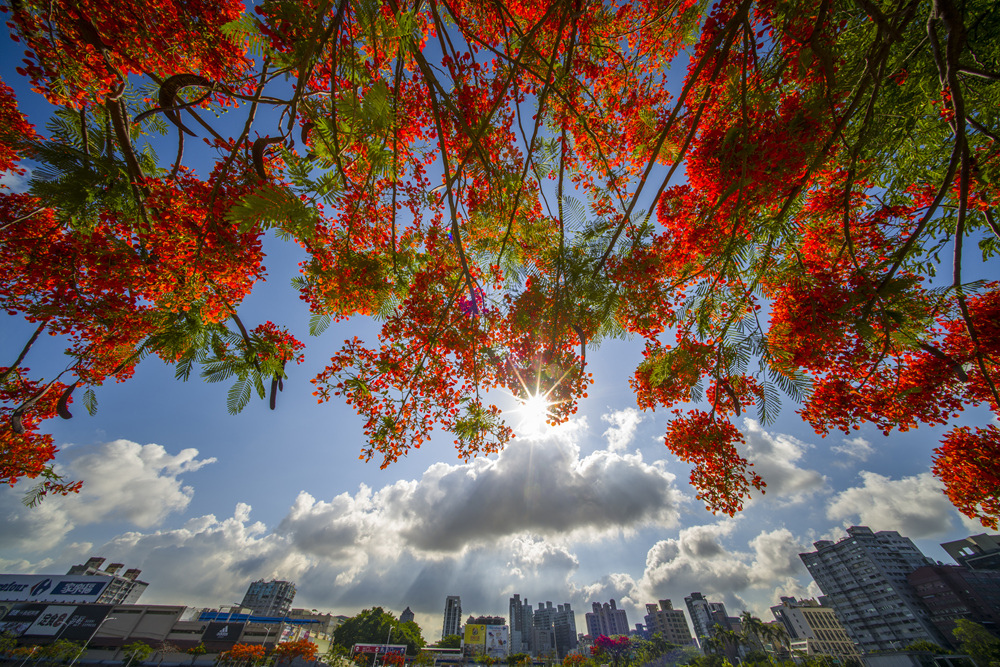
xmin=515 ymin=393 xmax=552 ymax=437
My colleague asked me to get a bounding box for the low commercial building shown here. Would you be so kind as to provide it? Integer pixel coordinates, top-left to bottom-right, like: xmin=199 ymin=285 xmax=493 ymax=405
xmin=770 ymin=597 xmax=861 ymax=662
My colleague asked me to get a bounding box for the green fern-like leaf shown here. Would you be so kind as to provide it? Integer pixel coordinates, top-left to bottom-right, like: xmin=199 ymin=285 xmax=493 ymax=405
xmin=222 ymin=14 xmax=267 ymax=58
xmin=83 ymin=387 xmax=98 ymax=416
xmin=227 ymin=375 xmax=253 ymax=415
xmin=309 ymin=311 xmax=332 ymax=336
xmin=226 ymin=184 xmax=319 ymax=240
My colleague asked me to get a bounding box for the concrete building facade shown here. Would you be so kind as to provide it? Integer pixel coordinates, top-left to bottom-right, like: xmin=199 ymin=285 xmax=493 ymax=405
xmin=442 ymin=595 xmax=462 ymax=639
xmin=527 ymin=601 xmax=575 ymax=659
xmin=239 ymin=579 xmax=296 ymax=617
xmin=509 ymin=594 xmax=532 ymax=654
xmin=684 ymin=592 xmax=732 ymax=646
xmin=552 ymin=603 xmax=577 ymax=659
xmin=941 ymin=534 xmax=1000 ymax=571
xmin=643 ymin=600 xmax=695 ymax=646
xmin=800 ymin=526 xmax=945 ymax=653
xmin=769 ymin=597 xmax=861 ymax=661
xmin=908 ymin=564 xmax=1000 ymax=640
xmin=585 ymin=599 xmax=629 ymax=638
xmin=400 ymin=607 xmax=415 ymax=624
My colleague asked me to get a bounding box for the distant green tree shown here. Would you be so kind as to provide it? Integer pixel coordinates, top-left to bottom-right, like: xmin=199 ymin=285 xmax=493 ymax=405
xmin=333 ymin=608 xmax=425 ymax=657
xmin=436 ymin=635 xmax=462 ymax=650
xmin=952 ymin=620 xmax=1000 ymax=667
xmin=646 ymin=633 xmax=679 ymax=659
xmin=122 ymin=641 xmax=155 ymax=667
xmin=412 ymin=651 xmax=436 ymax=667
xmin=904 ymin=641 xmax=951 ymax=654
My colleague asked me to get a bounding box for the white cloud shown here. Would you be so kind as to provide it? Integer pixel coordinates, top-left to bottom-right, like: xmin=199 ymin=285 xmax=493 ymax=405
xmin=749 ymin=528 xmax=808 ymax=581
xmin=602 ymin=408 xmax=643 ymax=452
xmin=826 ymin=471 xmax=959 ymax=538
xmin=740 ymin=420 xmax=826 ymax=501
xmin=61 ymin=441 xmax=216 ymax=527
xmin=635 ymin=521 xmax=811 ymax=618
xmin=831 ymin=437 xmax=874 ymax=464
xmin=0 ymin=440 xmax=215 ymax=551
xmin=387 ymin=430 xmax=680 ymax=552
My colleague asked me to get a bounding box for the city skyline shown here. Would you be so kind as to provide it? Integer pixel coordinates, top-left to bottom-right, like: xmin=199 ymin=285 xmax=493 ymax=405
xmin=3 ymin=523 xmax=996 ymax=659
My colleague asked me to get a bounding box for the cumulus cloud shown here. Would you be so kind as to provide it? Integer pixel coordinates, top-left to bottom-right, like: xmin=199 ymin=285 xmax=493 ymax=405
xmin=602 ymin=408 xmax=644 ymax=452
xmin=0 ymin=440 xmax=214 ymax=551
xmin=831 ymin=437 xmax=874 ymax=465
xmin=749 ymin=528 xmax=808 ymax=581
xmin=389 ymin=429 xmax=680 ymax=552
xmin=61 ymin=440 xmax=216 ymax=527
xmin=740 ymin=420 xmax=826 ymax=500
xmin=636 ymin=521 xmax=810 ymax=617
xmin=638 ymin=521 xmax=748 ymax=614
xmin=826 ymin=471 xmax=960 ymax=538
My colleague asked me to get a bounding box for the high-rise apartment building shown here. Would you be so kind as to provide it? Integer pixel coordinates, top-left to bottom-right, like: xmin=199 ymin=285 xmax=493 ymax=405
xmin=509 ymin=594 xmax=533 ymax=654
xmin=908 ymin=564 xmax=1000 ymax=641
xmin=800 ymin=526 xmax=945 ymax=653
xmin=585 ymin=599 xmax=629 ymax=637
xmin=239 ymin=579 xmax=296 ymax=617
xmin=66 ymin=557 xmax=148 ymax=604
xmin=643 ymin=599 xmax=694 ymax=646
xmin=684 ymin=592 xmax=732 ymax=646
xmin=400 ymin=607 xmax=415 ymax=624
xmin=552 ymin=603 xmax=578 ymax=658
xmin=442 ymin=595 xmax=462 ymax=639
xmin=769 ymin=597 xmax=861 ymax=661
xmin=532 ymin=602 xmax=557 ymax=657
xmin=529 ymin=602 xmax=575 ymax=658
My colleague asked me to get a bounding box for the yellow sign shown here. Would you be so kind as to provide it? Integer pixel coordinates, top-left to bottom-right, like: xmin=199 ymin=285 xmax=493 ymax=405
xmin=464 ymin=624 xmax=486 ymax=648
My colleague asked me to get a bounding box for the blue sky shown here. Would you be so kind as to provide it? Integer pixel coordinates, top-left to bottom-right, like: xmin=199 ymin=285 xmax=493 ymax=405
xmin=1 ymin=22 xmax=997 ymax=643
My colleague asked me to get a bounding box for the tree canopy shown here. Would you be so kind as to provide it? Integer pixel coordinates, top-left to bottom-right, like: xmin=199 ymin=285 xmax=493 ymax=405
xmin=1 ymin=0 xmax=998 ymax=524
xmin=951 ymin=620 xmax=1000 ymax=667
xmin=332 ymin=607 xmax=425 ymax=656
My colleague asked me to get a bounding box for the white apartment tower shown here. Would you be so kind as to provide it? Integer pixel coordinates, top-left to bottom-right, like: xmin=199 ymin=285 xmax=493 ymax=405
xmin=442 ymin=595 xmax=462 ymax=639
xmin=800 ymin=526 xmax=946 ymax=653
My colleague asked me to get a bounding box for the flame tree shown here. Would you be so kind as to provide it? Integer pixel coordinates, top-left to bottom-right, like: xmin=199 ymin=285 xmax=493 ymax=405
xmin=1 ymin=0 xmax=998 ymax=525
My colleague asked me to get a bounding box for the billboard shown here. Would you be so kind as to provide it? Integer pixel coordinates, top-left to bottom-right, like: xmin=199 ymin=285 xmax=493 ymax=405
xmin=352 ymin=644 xmax=407 ymax=656
xmin=485 ymin=626 xmax=508 ymax=657
xmin=0 ymin=603 xmax=112 ymax=640
xmin=0 ymin=575 xmax=109 ymax=603
xmin=0 ymin=604 xmax=44 ymax=637
xmin=464 ymin=625 xmax=486 ymax=655
xmin=202 ymin=622 xmax=246 ymax=644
